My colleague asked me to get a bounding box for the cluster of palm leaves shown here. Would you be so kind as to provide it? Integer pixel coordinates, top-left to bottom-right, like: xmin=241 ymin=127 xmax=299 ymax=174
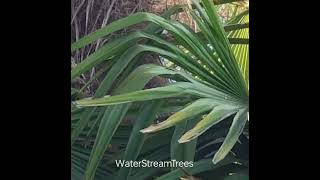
xmin=71 ymin=0 xmax=249 ymax=179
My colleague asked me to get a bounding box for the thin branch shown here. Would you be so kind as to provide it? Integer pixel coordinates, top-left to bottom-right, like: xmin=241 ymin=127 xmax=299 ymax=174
xmin=224 ymin=23 xmax=249 ymax=32
xmin=213 ymin=0 xmax=245 ymax=5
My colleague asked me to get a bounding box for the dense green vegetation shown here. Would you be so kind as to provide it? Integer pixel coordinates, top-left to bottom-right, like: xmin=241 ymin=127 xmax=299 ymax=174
xmin=71 ymin=0 xmax=249 ymax=179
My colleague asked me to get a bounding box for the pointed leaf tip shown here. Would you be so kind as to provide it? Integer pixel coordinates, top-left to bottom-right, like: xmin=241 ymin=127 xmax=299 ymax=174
xmin=140 ymin=128 xmax=152 ymax=134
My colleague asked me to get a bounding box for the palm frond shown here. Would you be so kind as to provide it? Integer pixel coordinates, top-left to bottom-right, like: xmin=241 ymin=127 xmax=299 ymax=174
xmin=71 ymin=1 xmax=249 ymax=179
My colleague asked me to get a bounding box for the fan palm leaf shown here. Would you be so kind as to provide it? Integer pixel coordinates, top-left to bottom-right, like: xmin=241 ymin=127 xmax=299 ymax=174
xmin=72 ymin=0 xmax=249 ymax=179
